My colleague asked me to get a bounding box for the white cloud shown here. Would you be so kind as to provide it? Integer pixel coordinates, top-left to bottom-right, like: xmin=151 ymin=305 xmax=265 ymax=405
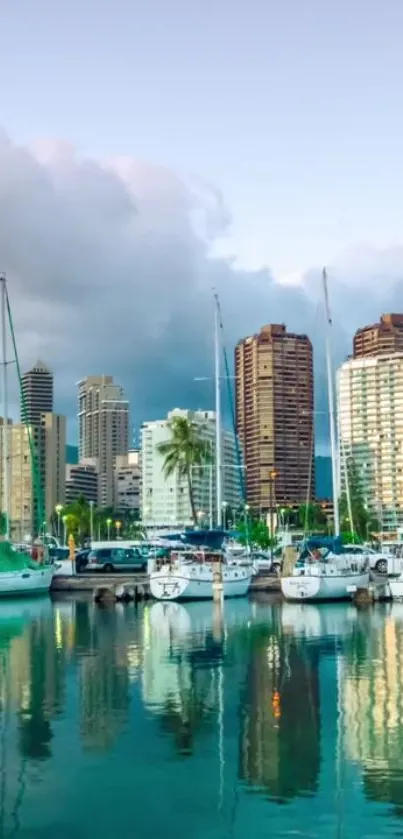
xmin=0 ymin=130 xmax=402 ymax=446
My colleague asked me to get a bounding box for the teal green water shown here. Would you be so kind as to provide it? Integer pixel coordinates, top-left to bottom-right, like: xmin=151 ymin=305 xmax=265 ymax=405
xmin=0 ymin=597 xmax=402 ymax=837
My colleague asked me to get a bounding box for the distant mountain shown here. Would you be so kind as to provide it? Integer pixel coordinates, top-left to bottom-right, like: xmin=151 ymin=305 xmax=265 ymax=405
xmin=315 ymin=456 xmax=332 ymax=499
xmin=66 ymin=444 xmax=79 ymax=465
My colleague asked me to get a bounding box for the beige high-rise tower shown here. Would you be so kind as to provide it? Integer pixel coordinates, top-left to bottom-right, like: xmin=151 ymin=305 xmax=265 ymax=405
xmin=235 ymin=324 xmax=314 ymax=513
xmin=78 ymin=376 xmax=129 ymax=507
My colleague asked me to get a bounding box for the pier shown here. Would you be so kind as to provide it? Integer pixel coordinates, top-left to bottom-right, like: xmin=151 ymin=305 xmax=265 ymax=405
xmin=51 ymin=571 xmax=281 ymax=598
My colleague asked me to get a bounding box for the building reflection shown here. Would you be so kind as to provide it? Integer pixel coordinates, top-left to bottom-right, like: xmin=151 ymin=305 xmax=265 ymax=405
xmin=78 ymin=606 xmax=135 ymax=751
xmin=341 ymin=606 xmax=403 ymax=811
xmin=142 ymin=602 xmax=221 ymax=756
xmin=239 ymin=628 xmax=321 ymax=801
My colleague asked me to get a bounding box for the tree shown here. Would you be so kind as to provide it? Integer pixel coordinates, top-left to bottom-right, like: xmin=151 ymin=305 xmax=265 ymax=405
xmin=63 ymin=496 xmax=90 ymax=545
xmin=236 ymin=518 xmax=276 ymax=550
xmin=157 ymin=416 xmax=212 ymax=525
xmin=339 ymin=462 xmax=379 ymax=542
xmin=297 ymin=503 xmax=327 ymax=533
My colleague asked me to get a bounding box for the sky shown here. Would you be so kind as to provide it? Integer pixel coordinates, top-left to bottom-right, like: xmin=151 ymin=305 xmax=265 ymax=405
xmin=1 ymin=0 xmax=403 ymax=448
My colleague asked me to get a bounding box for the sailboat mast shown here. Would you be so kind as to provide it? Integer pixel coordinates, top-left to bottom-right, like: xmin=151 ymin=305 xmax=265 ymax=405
xmin=214 ymin=293 xmax=222 ymax=527
xmin=322 ymin=268 xmax=340 ymax=536
xmin=0 ymin=276 xmax=9 ymax=539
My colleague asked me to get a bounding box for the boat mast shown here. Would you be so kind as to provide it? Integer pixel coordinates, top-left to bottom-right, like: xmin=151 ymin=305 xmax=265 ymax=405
xmin=322 ymin=268 xmax=340 ymax=536
xmin=0 ymin=275 xmax=9 ymax=539
xmin=214 ymin=292 xmax=222 ymax=528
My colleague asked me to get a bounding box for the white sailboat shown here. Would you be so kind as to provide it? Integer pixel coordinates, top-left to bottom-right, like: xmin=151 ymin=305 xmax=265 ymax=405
xmin=150 ymin=294 xmax=253 ymax=602
xmin=0 ymin=274 xmax=54 ymax=597
xmin=280 ymin=269 xmax=370 ymax=603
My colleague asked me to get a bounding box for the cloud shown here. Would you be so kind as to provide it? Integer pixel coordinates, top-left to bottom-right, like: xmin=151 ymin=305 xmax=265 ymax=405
xmin=0 ymin=129 xmax=402 ymax=448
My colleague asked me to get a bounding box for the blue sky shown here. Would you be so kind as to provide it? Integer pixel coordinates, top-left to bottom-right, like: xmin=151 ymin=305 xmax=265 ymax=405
xmin=2 ymin=0 xmax=403 ymax=279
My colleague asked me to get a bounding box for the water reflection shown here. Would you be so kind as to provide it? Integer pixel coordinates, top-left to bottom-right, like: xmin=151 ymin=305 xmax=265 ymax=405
xmin=0 ymin=597 xmax=402 ymax=836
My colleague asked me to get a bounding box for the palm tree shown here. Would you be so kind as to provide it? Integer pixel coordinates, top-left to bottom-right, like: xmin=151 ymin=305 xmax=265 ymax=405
xmin=157 ymin=416 xmax=212 ymax=525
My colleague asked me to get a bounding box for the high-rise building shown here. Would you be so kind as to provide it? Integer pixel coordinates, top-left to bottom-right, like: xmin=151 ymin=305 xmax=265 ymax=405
xmin=338 ymin=353 xmax=403 ymax=531
xmin=114 ymin=450 xmax=141 ymax=515
xmin=40 ymin=413 xmax=66 ymax=522
xmin=0 ymin=413 xmax=66 ymax=539
xmin=77 ymin=376 xmax=129 ymax=507
xmin=353 ymin=314 xmax=403 ymax=359
xmin=21 ymin=360 xmax=53 ymax=424
xmin=235 ymin=324 xmax=314 ymax=512
xmin=65 ymin=462 xmax=98 ymax=505
xmin=141 ymin=409 xmax=241 ymax=528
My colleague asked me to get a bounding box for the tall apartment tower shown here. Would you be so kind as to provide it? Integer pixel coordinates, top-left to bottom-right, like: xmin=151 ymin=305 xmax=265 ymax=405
xmin=141 ymin=409 xmax=241 ymax=528
xmin=353 ymin=314 xmax=403 ymax=358
xmin=338 ymin=354 xmax=403 ymax=532
xmin=235 ymin=324 xmax=314 ymax=512
xmin=21 ymin=360 xmax=53 ymax=423
xmin=78 ymin=375 xmax=129 ymax=507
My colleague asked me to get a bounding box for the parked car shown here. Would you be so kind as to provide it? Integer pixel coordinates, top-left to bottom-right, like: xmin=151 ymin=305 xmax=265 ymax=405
xmin=86 ymin=546 xmax=147 ymax=573
xmin=75 ymin=549 xmax=91 ymax=573
xmin=344 ymin=544 xmax=389 ymax=574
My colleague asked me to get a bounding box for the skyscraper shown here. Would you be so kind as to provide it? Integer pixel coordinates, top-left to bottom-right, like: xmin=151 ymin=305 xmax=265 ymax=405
xmin=338 ymin=353 xmax=403 ymax=532
xmin=235 ymin=324 xmax=314 ymax=512
xmin=21 ymin=360 xmax=53 ymax=424
xmin=141 ymin=409 xmax=241 ymax=528
xmin=78 ymin=375 xmax=129 ymax=507
xmin=353 ymin=314 xmax=403 ymax=358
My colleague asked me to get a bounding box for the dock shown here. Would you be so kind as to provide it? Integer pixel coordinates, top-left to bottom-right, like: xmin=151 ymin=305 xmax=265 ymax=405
xmin=51 ymin=571 xmax=281 ymax=597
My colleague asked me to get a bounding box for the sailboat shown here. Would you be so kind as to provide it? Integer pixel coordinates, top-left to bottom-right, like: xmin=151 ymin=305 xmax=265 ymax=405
xmin=0 ymin=275 xmax=54 ymax=597
xmin=149 ymin=294 xmax=253 ymax=602
xmin=280 ymin=269 xmax=370 ymax=602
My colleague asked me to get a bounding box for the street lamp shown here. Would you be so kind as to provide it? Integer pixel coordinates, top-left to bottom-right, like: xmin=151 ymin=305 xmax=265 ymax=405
xmin=222 ymin=501 xmax=228 ymax=530
xmin=268 ymin=470 xmax=278 ymax=561
xmin=197 ymin=510 xmax=204 ymax=528
xmin=115 ymin=520 xmax=122 ymax=539
xmin=62 ymin=515 xmax=67 ymax=546
xmin=106 ymin=517 xmax=112 ymax=540
xmin=89 ymin=500 xmax=95 ymax=545
xmin=55 ymin=504 xmax=63 ymax=540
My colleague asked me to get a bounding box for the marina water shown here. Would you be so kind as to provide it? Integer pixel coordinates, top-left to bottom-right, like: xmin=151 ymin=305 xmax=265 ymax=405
xmin=0 ymin=596 xmax=402 ymax=837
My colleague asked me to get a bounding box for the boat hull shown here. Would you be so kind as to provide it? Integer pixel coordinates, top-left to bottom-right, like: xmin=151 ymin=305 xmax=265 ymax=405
xmin=150 ymin=566 xmax=252 ymax=601
xmin=281 ymin=571 xmax=369 ymax=602
xmin=389 ymin=578 xmax=403 ymax=600
xmin=0 ymin=566 xmax=54 ymax=597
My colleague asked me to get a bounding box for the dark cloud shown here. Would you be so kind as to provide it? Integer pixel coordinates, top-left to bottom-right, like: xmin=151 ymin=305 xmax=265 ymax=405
xmin=0 ymin=131 xmax=401 ymax=447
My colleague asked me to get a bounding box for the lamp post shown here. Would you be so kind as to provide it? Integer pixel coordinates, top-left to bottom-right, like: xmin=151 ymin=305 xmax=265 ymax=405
xmin=89 ymin=500 xmax=95 ymax=545
xmin=197 ymin=510 xmax=204 ymax=528
xmin=62 ymin=515 xmax=67 ymax=546
xmin=106 ymin=517 xmax=112 ymax=540
xmin=222 ymin=501 xmax=228 ymax=530
xmin=115 ymin=520 xmax=122 ymax=539
xmin=268 ymin=470 xmax=278 ymax=560
xmin=55 ymin=504 xmax=63 ymax=540
xmin=244 ymin=503 xmax=250 ymax=550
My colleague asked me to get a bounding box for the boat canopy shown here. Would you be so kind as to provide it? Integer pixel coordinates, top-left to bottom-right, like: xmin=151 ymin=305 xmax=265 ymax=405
xmin=0 ymin=540 xmax=44 ymax=571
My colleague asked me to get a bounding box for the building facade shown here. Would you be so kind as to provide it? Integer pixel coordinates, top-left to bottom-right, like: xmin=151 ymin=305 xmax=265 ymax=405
xmin=77 ymin=375 xmax=129 ymax=507
xmin=338 ymin=354 xmax=403 ymax=531
xmin=40 ymin=412 xmax=66 ymax=523
xmin=65 ymin=462 xmax=98 ymax=505
xmin=114 ymin=450 xmax=141 ymax=515
xmin=0 ymin=413 xmax=66 ymax=538
xmin=235 ymin=324 xmax=314 ymax=512
xmin=141 ymin=409 xmax=242 ymax=528
xmin=353 ymin=313 xmax=403 ymax=359
xmin=21 ymin=360 xmax=54 ymax=424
